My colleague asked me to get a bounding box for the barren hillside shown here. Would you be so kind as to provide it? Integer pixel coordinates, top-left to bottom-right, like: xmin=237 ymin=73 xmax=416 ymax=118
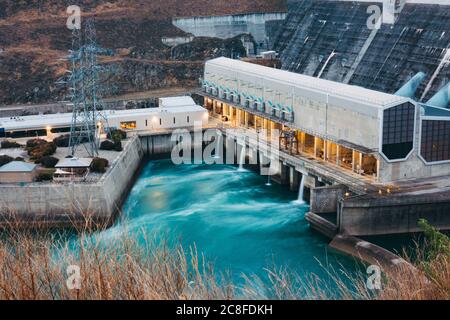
xmin=0 ymin=0 xmax=286 ymax=105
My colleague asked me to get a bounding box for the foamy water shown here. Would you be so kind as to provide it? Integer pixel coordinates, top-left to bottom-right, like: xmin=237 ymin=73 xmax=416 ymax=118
xmin=106 ymin=159 xmax=361 ymax=289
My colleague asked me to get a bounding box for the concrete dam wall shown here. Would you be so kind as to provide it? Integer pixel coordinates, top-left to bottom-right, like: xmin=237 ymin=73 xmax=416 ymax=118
xmin=274 ymin=0 xmax=450 ymax=103
xmin=173 ymin=12 xmax=287 ymax=51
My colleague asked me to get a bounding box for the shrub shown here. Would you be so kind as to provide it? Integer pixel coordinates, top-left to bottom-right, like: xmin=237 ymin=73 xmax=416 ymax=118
xmin=26 ymin=139 xmax=47 ymax=149
xmin=14 ymin=157 xmax=25 ymax=162
xmin=38 ymin=156 xmax=59 ymax=168
xmin=35 ymin=172 xmax=54 ymax=182
xmin=91 ymin=157 xmax=109 ymax=173
xmin=27 ymin=141 xmax=57 ymax=161
xmin=53 ymin=134 xmax=70 ymax=147
xmin=0 ymin=155 xmax=14 ymax=167
xmin=1 ymin=140 xmax=21 ymax=149
xmin=418 ymin=219 xmax=450 ymax=262
xmin=114 ymin=140 xmax=123 ymax=152
xmin=100 ymin=140 xmax=116 ymax=151
xmin=107 ymin=129 xmax=127 ymax=142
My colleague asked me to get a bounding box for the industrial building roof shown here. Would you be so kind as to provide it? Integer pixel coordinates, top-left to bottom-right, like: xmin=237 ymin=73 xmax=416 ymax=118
xmin=0 ymin=161 xmax=36 ymax=172
xmin=205 ymin=57 xmax=410 ymax=109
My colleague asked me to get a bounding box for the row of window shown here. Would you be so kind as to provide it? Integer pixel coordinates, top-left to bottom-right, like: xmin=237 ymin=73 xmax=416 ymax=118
xmin=119 ymin=116 xmax=192 ymax=130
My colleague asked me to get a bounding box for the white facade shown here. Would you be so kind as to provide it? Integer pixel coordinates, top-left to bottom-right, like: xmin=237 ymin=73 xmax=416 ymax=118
xmin=0 ymin=98 xmax=208 ymax=135
xmin=202 ymin=57 xmax=450 ymax=183
xmin=203 ymin=57 xmax=411 ymax=152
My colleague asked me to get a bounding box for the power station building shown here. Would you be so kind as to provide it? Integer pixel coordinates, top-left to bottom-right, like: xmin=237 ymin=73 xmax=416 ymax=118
xmin=200 ymin=57 xmax=450 ymax=183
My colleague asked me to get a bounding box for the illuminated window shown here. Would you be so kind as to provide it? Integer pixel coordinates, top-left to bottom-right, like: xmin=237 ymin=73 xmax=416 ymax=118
xmin=120 ymin=121 xmax=137 ymax=130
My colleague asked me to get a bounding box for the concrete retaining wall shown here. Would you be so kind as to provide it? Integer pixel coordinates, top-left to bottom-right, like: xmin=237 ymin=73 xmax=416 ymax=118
xmin=339 ymin=193 xmax=450 ymax=235
xmin=0 ymin=136 xmax=144 ymax=227
xmin=310 ymin=184 xmax=347 ymax=214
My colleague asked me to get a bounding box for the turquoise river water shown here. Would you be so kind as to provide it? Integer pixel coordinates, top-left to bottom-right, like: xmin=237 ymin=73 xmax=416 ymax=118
xmin=94 ymin=159 xmax=365 ymax=294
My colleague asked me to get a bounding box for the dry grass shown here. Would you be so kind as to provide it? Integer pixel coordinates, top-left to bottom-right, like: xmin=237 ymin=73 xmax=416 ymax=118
xmin=0 ymin=224 xmax=235 ymax=300
xmin=0 ymin=215 xmax=448 ymax=300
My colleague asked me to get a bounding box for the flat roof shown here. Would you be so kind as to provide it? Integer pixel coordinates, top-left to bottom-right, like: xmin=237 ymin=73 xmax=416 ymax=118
xmin=205 ymin=57 xmax=410 ymax=109
xmin=55 ymin=157 xmax=93 ymax=168
xmin=159 ymin=96 xmax=197 ymax=108
xmin=0 ymin=161 xmax=36 ymax=172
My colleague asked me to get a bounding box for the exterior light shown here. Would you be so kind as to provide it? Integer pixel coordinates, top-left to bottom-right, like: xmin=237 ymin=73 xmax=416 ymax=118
xmin=378 ymin=190 xmax=383 ymax=195
xmin=387 ymin=188 xmax=391 ymax=194
xmin=345 ymin=192 xmax=350 ymax=197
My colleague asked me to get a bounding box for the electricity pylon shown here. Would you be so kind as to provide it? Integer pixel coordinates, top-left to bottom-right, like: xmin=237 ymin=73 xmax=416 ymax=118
xmin=66 ymin=19 xmax=113 ymax=157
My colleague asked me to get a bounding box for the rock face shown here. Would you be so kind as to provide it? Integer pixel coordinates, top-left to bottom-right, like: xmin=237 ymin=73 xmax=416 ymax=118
xmin=0 ymin=0 xmax=287 ymax=105
xmin=273 ymin=0 xmax=450 ymax=103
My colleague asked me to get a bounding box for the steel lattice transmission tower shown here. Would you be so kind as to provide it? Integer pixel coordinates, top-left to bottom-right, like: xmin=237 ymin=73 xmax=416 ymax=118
xmin=67 ymin=19 xmax=113 ymax=157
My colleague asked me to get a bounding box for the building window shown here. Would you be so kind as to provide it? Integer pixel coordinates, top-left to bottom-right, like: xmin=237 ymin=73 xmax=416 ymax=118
xmin=145 ymin=119 xmax=148 ymax=127
xmin=159 ymin=118 xmax=162 ymax=125
xmin=173 ymin=117 xmax=176 ymax=124
xmin=421 ymin=120 xmax=450 ymax=162
xmin=120 ymin=121 xmax=137 ymax=130
xmin=382 ymin=102 xmax=415 ymax=160
xmin=187 ymin=116 xmax=190 ymax=123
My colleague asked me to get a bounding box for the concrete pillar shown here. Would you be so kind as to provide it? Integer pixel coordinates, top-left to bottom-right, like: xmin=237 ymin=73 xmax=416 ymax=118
xmin=314 ymin=137 xmax=318 ymax=158
xmin=280 ymin=161 xmax=289 ymax=185
xmin=270 ymin=121 xmax=276 ymax=141
xmin=225 ymin=137 xmax=236 ymax=165
xmin=376 ymin=159 xmax=381 ymax=182
xmin=289 ymin=167 xmax=300 ymax=191
xmin=305 ymin=174 xmax=320 ymax=189
xmin=336 ymin=145 xmax=341 ymax=166
xmin=352 ymin=150 xmax=356 ymax=172
xmin=359 ymin=153 xmax=363 ymax=175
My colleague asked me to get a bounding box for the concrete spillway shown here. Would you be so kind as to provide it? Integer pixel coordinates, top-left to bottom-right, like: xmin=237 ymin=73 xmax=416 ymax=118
xmin=273 ymin=0 xmax=450 ymax=101
xmin=173 ymin=12 xmax=287 ymax=52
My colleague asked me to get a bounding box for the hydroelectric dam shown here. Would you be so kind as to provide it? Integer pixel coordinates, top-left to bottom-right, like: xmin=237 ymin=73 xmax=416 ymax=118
xmin=2 ymin=55 xmax=450 ymax=271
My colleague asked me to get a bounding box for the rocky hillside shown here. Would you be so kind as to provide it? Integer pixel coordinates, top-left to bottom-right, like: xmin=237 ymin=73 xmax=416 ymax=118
xmin=0 ymin=0 xmax=286 ymax=105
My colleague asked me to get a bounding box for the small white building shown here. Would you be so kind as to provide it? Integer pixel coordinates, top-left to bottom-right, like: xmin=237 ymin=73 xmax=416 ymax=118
xmin=0 ymin=161 xmax=37 ymax=183
xmin=54 ymin=157 xmax=93 ymax=182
